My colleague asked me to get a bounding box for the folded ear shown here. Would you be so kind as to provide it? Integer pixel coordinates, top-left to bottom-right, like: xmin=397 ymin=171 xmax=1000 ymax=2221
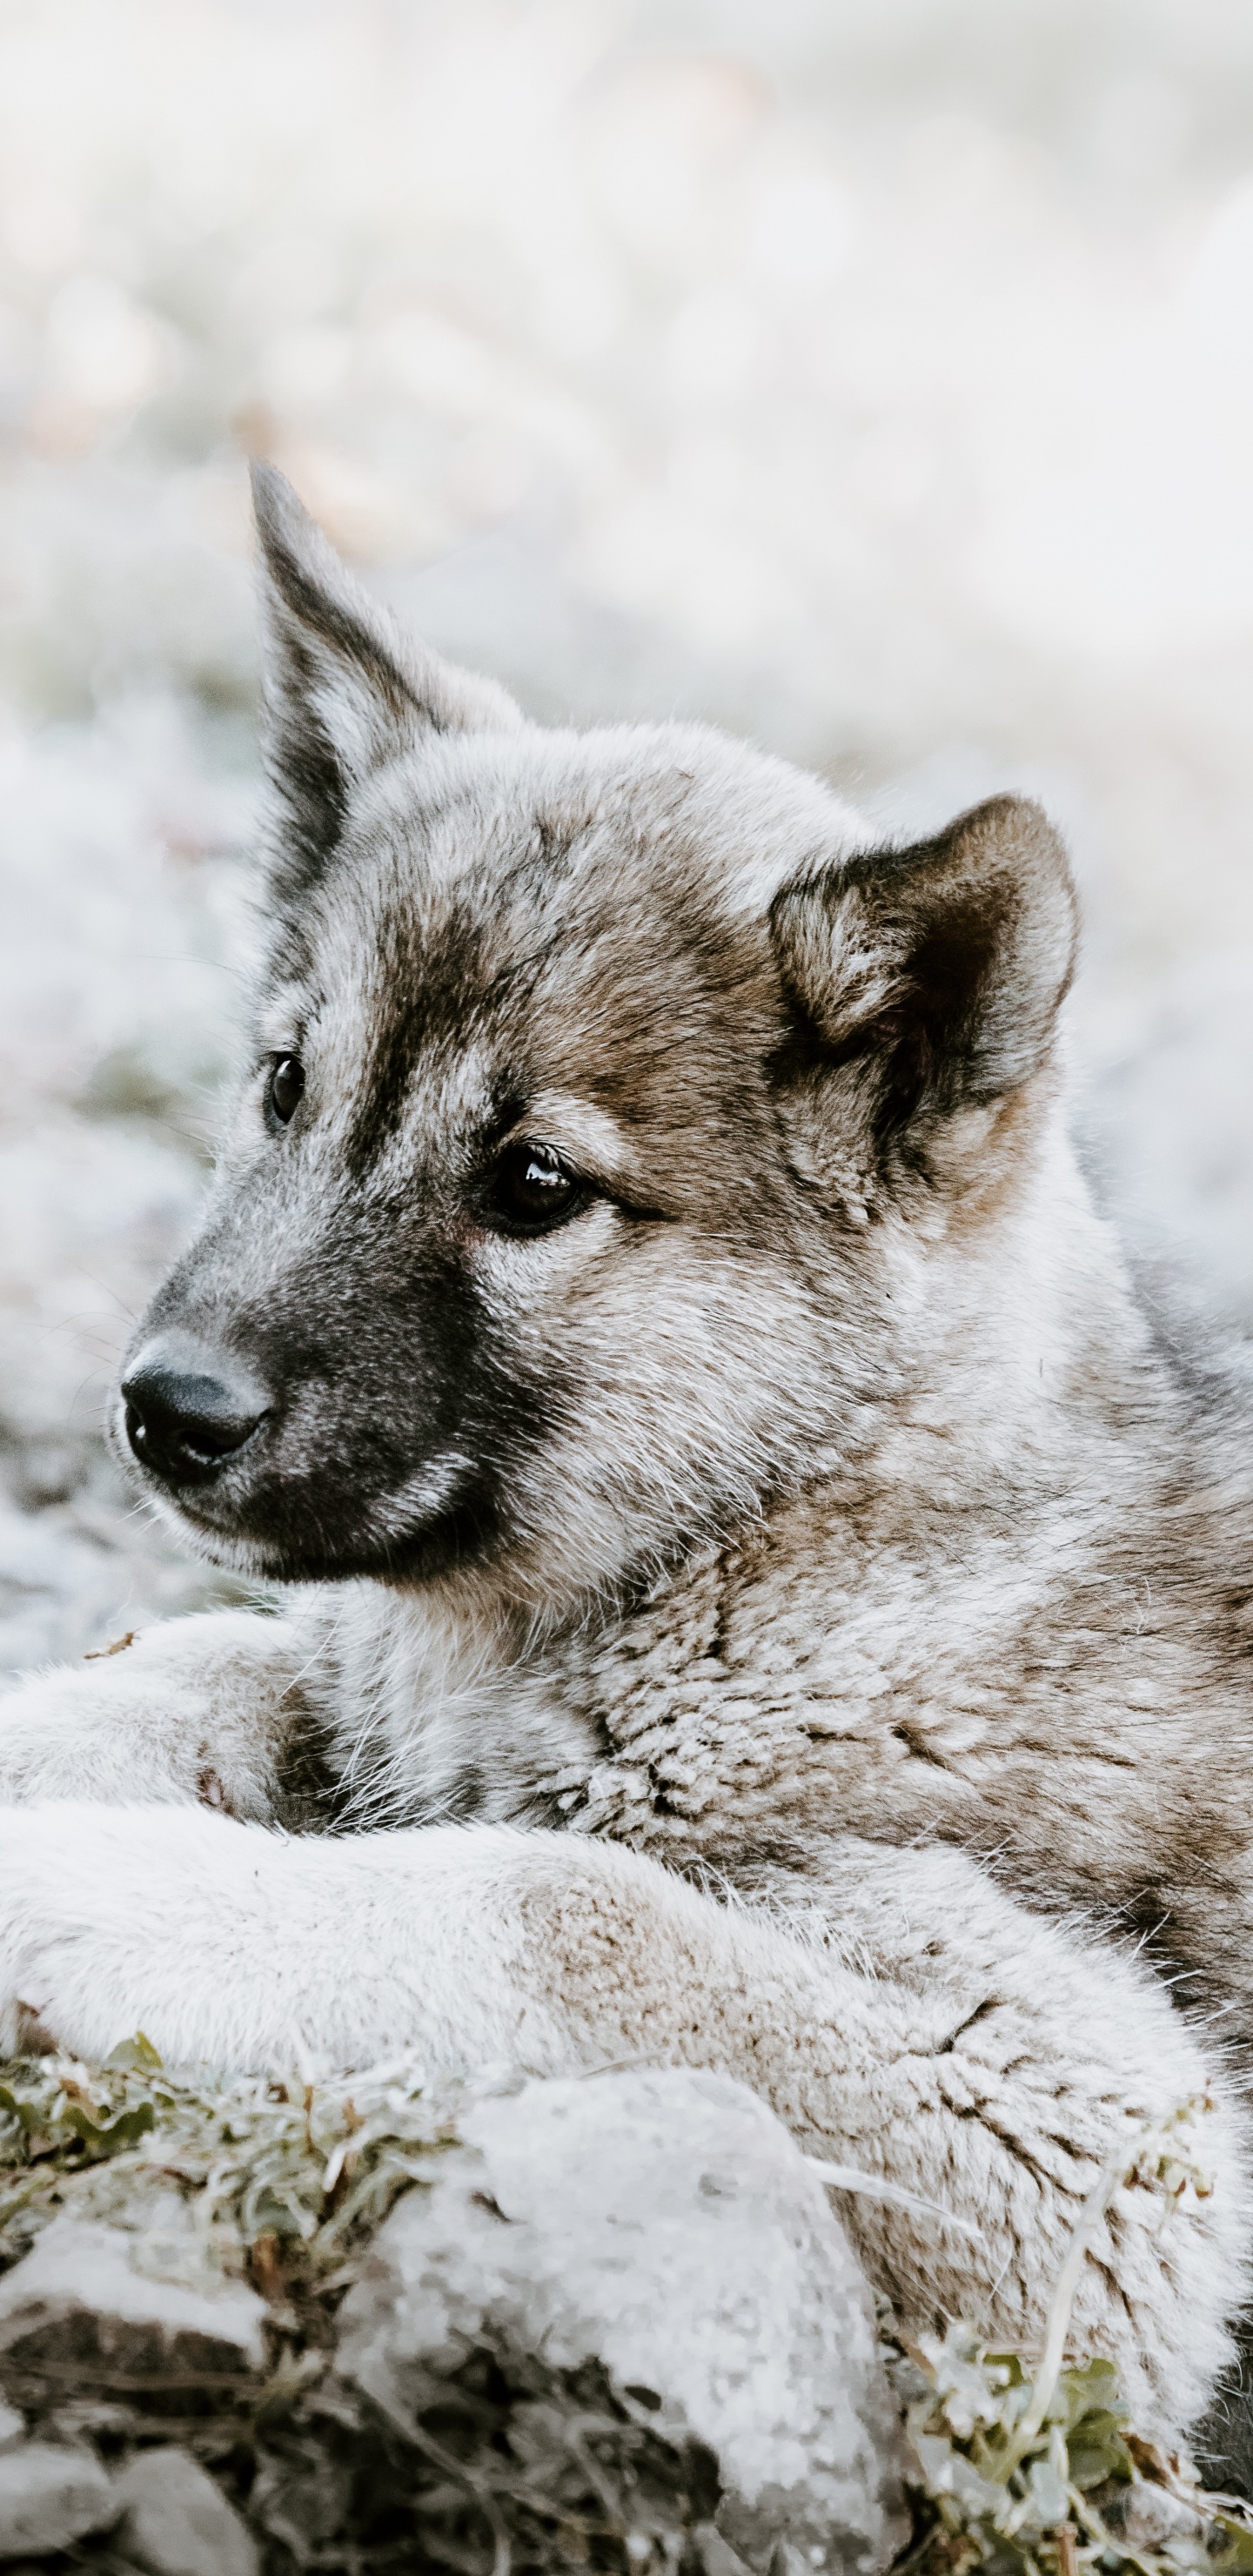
xmin=251 ymin=463 xmax=524 ymax=902
xmin=768 ymin=795 xmax=1078 ymax=1186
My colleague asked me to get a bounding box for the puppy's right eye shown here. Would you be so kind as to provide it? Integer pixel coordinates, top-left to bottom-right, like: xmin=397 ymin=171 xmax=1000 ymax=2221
xmin=266 ymin=1056 xmax=305 ymax=1128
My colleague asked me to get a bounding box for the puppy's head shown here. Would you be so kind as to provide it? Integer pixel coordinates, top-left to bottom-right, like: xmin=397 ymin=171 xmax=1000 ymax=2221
xmin=115 ymin=468 xmax=1076 ymax=1608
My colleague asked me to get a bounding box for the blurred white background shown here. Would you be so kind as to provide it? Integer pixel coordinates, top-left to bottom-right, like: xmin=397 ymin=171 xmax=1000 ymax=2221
xmin=3 ymin=0 xmax=1253 ymax=1674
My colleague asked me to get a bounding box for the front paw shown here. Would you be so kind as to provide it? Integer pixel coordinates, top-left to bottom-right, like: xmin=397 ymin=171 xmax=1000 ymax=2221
xmin=0 ymin=1807 xmax=117 ymax=2060
xmin=0 ymin=1800 xmax=335 ymax=2071
xmin=0 ymin=1803 xmax=236 ymax=2066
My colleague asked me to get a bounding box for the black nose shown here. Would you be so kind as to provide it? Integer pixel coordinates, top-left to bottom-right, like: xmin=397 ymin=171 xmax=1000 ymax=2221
xmin=121 ymin=1340 xmax=270 ymax=1487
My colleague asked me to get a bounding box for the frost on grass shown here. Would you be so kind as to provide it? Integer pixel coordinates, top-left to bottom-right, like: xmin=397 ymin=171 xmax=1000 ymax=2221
xmin=884 ymin=2329 xmax=1253 ymax=2576
xmin=0 ymin=2049 xmax=1247 ymax=2576
xmin=0 ymin=2033 xmax=463 ymax=2288
xmin=0 ymin=2042 xmax=723 ymax=2572
xmin=882 ymin=2099 xmax=1253 ymax=2576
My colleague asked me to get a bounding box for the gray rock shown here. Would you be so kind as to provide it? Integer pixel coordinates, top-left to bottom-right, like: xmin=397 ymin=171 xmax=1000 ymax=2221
xmin=0 ymin=2410 xmax=21 ymax=2458
xmin=337 ymin=2065 xmax=909 ymax=2573
xmin=0 ymin=2210 xmax=266 ymax=2404
xmin=112 ymin=2447 xmax=258 ymax=2576
xmin=0 ymin=2440 xmax=117 ymax=2558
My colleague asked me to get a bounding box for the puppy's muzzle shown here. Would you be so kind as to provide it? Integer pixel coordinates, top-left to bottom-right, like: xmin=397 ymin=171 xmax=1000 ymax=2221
xmin=121 ymin=1338 xmax=271 ymax=1489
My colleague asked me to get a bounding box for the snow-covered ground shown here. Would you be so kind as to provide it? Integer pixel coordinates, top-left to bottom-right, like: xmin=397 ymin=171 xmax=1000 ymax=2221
xmin=4 ymin=0 xmax=1253 ymax=1677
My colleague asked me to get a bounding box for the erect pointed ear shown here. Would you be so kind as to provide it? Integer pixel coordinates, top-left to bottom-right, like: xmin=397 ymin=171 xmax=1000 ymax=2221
xmin=250 ymin=463 xmax=524 ymax=900
xmin=768 ymin=795 xmax=1078 ymax=1179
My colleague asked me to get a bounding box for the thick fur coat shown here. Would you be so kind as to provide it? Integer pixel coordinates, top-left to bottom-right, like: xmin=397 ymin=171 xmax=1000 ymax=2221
xmin=1 ymin=467 xmax=1250 ymax=2456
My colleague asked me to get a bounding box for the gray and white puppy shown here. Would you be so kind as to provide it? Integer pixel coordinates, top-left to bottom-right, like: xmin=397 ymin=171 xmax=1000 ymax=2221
xmin=0 ymin=467 xmax=1249 ymax=2451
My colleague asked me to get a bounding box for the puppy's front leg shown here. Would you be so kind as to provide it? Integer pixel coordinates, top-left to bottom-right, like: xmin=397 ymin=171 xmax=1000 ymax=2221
xmin=0 ymin=1804 xmax=1241 ymax=2441
xmin=0 ymin=1608 xmax=332 ymax=1820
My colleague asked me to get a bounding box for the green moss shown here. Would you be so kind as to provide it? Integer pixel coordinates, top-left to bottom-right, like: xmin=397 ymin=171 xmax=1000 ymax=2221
xmin=0 ymin=2037 xmax=460 ymax=2291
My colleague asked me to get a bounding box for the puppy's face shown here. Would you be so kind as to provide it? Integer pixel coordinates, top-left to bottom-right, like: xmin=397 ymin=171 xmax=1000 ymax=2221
xmin=115 ymin=471 xmax=1076 ymax=1609
xmin=119 ymin=730 xmax=856 ymax=1595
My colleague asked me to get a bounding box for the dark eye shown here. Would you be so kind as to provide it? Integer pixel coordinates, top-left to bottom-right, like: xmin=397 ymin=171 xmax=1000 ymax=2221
xmin=486 ymin=1142 xmax=584 ymax=1236
xmin=266 ymin=1056 xmax=305 ymax=1128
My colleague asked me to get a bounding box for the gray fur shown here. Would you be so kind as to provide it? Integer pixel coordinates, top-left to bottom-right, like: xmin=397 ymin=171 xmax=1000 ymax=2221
xmin=0 ymin=468 xmax=1250 ymax=2468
